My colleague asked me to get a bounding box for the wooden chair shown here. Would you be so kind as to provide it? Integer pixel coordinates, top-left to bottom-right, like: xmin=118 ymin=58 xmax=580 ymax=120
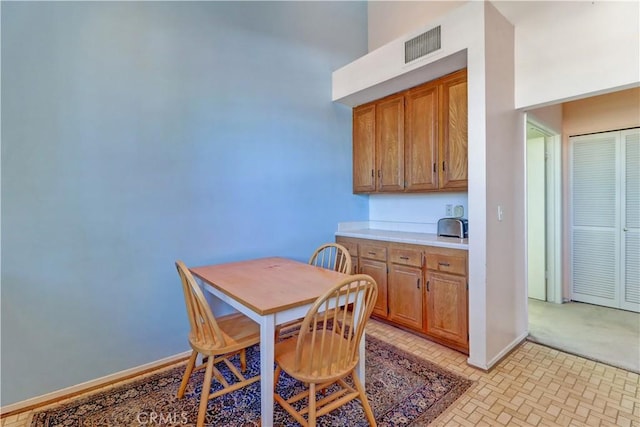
xmin=273 ymin=274 xmax=378 ymax=427
xmin=276 ymin=243 xmax=352 ymax=340
xmin=308 ymin=243 xmax=352 ymax=274
xmin=175 ymin=261 xmax=261 ymax=427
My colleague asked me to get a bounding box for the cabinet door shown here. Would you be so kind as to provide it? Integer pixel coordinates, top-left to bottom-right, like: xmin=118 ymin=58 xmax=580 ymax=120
xmin=376 ymin=94 xmax=405 ymax=192
xmin=439 ymin=70 xmax=468 ymax=190
xmin=335 ymin=237 xmax=359 ymax=274
xmin=425 ymin=271 xmax=468 ymax=349
xmin=405 ymin=84 xmax=439 ymax=191
xmin=388 ymin=264 xmax=423 ymax=331
xmin=361 ymin=258 xmax=388 ymax=318
xmin=353 ymin=104 xmax=376 ymax=193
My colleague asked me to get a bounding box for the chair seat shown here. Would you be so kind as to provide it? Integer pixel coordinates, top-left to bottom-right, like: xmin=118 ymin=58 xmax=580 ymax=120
xmin=190 ymin=312 xmax=260 ymax=356
xmin=275 ymin=333 xmax=357 ymax=384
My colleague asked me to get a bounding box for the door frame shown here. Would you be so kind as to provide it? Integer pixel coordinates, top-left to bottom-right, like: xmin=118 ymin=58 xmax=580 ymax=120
xmin=526 ymin=117 xmax=562 ymax=304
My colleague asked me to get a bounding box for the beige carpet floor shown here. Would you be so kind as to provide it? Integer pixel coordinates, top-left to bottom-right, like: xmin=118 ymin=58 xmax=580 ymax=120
xmin=528 ymin=298 xmax=640 ymax=373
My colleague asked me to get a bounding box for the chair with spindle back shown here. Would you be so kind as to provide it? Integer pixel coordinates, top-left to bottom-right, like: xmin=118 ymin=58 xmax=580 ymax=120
xmin=276 ymin=243 xmax=352 ymax=339
xmin=273 ymin=274 xmax=378 ymax=426
xmin=308 ymin=243 xmax=352 ymax=274
xmin=175 ymin=260 xmax=261 ymax=427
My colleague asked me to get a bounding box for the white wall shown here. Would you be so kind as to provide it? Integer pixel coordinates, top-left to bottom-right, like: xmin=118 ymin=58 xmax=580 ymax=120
xmin=367 ymin=1 xmax=466 ymax=51
xmin=528 ymin=104 xmax=562 ymax=134
xmin=364 ymin=1 xmax=640 ymax=109
xmin=514 ymin=1 xmax=640 ymax=109
xmin=483 ymin=2 xmax=528 ymax=365
xmin=333 ymin=0 xmax=532 ymax=369
xmin=338 ymin=0 xmax=639 ymax=369
xmin=369 ymin=193 xmax=468 ymax=230
xmin=332 ymin=2 xmax=476 ymax=106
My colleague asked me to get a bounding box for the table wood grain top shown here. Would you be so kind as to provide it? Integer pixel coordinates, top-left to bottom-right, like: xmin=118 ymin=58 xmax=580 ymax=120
xmin=190 ymin=257 xmax=349 ymax=316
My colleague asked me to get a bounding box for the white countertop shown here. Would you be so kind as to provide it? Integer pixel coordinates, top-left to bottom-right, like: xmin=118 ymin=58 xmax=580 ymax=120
xmin=335 ymin=228 xmax=468 ymax=250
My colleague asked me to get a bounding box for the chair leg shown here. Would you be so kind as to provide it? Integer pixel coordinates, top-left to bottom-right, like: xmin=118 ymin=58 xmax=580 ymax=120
xmin=352 ymin=371 xmax=376 ymax=427
xmin=197 ymin=357 xmax=215 ymax=427
xmin=177 ymin=351 xmax=198 ymax=399
xmin=308 ymin=382 xmax=317 ymax=427
xmin=240 ymin=349 xmax=247 ymax=371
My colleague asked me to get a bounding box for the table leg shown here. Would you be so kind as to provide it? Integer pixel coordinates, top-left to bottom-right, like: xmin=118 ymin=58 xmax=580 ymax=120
xmin=260 ymin=314 xmax=276 ymax=426
xmin=357 ymin=333 xmax=366 ymax=385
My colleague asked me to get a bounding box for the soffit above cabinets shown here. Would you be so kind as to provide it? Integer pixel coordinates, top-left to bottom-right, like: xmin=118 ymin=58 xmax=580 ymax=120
xmin=334 ymin=49 xmax=467 ymax=107
xmin=331 ymin=1 xmax=480 ymax=107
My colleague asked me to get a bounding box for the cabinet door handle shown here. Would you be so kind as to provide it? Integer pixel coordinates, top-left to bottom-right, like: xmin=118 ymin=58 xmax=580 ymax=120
xmin=426 ymin=280 xmax=430 ymax=291
xmin=438 ymin=262 xmax=450 ymax=267
xmin=417 ymin=278 xmax=421 ymax=289
xmin=433 ymin=163 xmax=436 ymax=173
xmin=442 ymin=161 xmax=446 ymax=171
xmin=371 ymin=169 xmax=374 ymax=178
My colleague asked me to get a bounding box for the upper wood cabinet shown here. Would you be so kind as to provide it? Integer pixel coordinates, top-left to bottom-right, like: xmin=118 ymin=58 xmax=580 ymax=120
xmin=352 ymin=104 xmax=376 ymax=192
xmin=352 ymin=68 xmax=467 ymax=194
xmin=439 ymin=69 xmax=468 ymax=190
xmin=405 ymin=83 xmax=439 ymax=191
xmin=376 ymin=94 xmax=405 ymax=192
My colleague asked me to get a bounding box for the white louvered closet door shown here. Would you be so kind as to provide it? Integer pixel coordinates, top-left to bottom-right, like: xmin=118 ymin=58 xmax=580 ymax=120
xmin=622 ymin=129 xmax=639 ymax=312
xmin=571 ymin=132 xmax=619 ymax=308
xmin=570 ymin=128 xmax=640 ymax=313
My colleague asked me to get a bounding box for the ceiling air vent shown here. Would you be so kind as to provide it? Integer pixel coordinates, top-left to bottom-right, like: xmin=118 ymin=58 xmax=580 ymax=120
xmin=405 ymin=26 xmax=441 ymax=64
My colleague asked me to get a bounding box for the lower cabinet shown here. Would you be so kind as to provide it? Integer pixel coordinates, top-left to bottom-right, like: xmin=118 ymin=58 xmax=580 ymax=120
xmin=425 ymin=271 xmax=468 ymax=350
xmin=358 ymin=241 xmax=389 ymax=319
xmin=336 ymin=236 xmax=469 ymax=354
xmin=424 ymin=246 xmax=469 ymax=352
xmin=361 ymin=258 xmax=388 ymax=319
xmin=388 ymin=264 xmax=423 ymax=330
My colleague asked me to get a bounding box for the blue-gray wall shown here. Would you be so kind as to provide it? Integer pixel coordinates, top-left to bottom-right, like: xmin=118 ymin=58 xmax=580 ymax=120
xmin=1 ymin=1 xmax=367 ymax=405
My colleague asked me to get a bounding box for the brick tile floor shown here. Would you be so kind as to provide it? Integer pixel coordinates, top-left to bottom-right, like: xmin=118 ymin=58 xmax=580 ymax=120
xmin=2 ymin=319 xmax=638 ymax=426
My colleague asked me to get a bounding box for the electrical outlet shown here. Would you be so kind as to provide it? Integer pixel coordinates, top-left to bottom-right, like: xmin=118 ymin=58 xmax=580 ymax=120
xmin=446 ymin=204 xmax=453 ymax=216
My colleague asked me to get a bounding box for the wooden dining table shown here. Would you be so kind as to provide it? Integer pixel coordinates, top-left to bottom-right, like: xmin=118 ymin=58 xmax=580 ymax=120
xmin=189 ymin=256 xmax=366 ymax=426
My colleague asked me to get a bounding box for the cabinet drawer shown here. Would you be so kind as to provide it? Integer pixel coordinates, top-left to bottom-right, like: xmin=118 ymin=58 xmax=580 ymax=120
xmin=389 ymin=245 xmax=423 ymax=267
xmin=426 ymin=252 xmax=467 ymax=276
xmin=359 ymin=242 xmax=387 ymax=261
xmin=336 ymin=237 xmax=358 ymax=257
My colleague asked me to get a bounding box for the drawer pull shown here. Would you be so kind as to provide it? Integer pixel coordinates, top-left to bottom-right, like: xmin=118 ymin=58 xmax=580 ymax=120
xmin=368 ymin=251 xmax=377 ymax=256
xmin=400 ymin=256 xmax=409 ymax=260
xmin=438 ymin=262 xmax=450 ymax=267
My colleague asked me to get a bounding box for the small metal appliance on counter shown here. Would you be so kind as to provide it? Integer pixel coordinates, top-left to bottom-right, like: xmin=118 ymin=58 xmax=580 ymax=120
xmin=437 ymin=218 xmax=468 ymax=238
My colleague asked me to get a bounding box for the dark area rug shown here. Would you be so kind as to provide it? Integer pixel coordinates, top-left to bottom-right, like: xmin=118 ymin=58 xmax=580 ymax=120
xmin=31 ymin=336 xmax=472 ymax=426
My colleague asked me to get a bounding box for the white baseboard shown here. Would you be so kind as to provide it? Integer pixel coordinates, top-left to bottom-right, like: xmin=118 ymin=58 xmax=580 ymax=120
xmin=487 ymin=331 xmax=529 ymax=369
xmin=1 ymin=350 xmax=192 ymax=416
